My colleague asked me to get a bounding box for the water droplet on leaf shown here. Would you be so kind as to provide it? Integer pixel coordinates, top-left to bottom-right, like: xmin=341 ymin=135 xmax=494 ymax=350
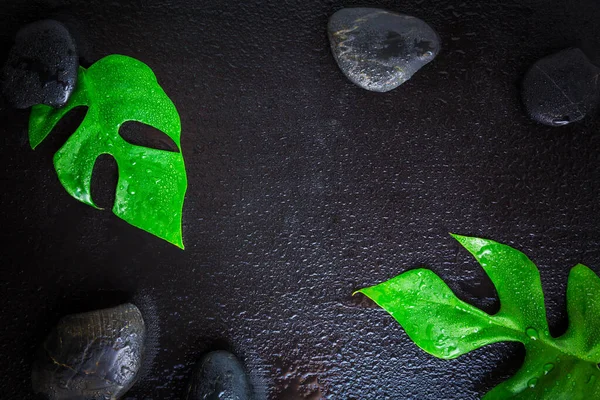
xmin=526 ymin=328 xmax=539 ymax=340
xmin=528 ymin=378 xmax=538 ymax=388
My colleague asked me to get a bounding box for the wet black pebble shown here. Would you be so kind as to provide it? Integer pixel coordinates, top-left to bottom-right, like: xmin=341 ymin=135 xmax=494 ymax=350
xmin=1 ymin=19 xmax=78 ymax=109
xmin=186 ymin=351 xmax=253 ymax=400
xmin=328 ymin=7 xmax=440 ymax=92
xmin=32 ymin=303 xmax=146 ymax=400
xmin=522 ymin=48 xmax=600 ymax=127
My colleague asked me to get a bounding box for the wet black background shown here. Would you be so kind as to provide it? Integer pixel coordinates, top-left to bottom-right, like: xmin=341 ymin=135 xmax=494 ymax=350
xmin=1 ymin=0 xmax=600 ymax=399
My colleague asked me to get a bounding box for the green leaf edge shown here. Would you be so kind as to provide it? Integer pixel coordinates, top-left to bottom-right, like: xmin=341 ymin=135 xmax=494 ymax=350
xmin=356 ymin=234 xmax=600 ymax=399
xmin=28 ymin=54 xmax=187 ymax=249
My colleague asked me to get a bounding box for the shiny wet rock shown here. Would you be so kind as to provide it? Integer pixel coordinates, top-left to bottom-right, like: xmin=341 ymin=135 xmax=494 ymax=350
xmin=32 ymin=303 xmax=146 ymax=400
xmin=186 ymin=351 xmax=253 ymax=400
xmin=521 ymin=48 xmax=600 ymax=127
xmin=1 ymin=19 xmax=78 ymax=109
xmin=328 ymin=7 xmax=441 ymax=92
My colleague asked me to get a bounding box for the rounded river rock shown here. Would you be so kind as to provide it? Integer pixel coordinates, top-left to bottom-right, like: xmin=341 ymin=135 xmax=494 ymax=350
xmin=522 ymin=48 xmax=600 ymax=127
xmin=328 ymin=7 xmax=441 ymax=92
xmin=1 ymin=19 xmax=78 ymax=109
xmin=32 ymin=303 xmax=146 ymax=400
xmin=186 ymin=351 xmax=253 ymax=400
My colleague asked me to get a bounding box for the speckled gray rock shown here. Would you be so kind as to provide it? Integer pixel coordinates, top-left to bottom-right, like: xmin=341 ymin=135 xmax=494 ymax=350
xmin=1 ymin=20 xmax=78 ymax=109
xmin=32 ymin=303 xmax=146 ymax=400
xmin=186 ymin=351 xmax=253 ymax=400
xmin=328 ymin=7 xmax=440 ymax=92
xmin=522 ymin=48 xmax=600 ymax=127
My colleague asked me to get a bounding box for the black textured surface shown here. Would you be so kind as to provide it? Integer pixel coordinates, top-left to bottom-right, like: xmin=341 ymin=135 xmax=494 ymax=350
xmin=32 ymin=303 xmax=146 ymax=400
xmin=1 ymin=0 xmax=600 ymax=399
xmin=522 ymin=47 xmax=600 ymax=127
xmin=187 ymin=351 xmax=252 ymax=400
xmin=1 ymin=19 xmax=78 ymax=109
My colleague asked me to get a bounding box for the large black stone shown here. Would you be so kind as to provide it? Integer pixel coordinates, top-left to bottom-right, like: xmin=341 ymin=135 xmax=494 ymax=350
xmin=522 ymin=48 xmax=600 ymax=127
xmin=31 ymin=303 xmax=146 ymax=400
xmin=187 ymin=351 xmax=253 ymax=400
xmin=1 ymin=19 xmax=78 ymax=109
xmin=328 ymin=7 xmax=440 ymax=92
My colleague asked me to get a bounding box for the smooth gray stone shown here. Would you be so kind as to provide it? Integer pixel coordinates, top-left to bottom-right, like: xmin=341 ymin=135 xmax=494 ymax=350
xmin=186 ymin=351 xmax=253 ymax=400
xmin=32 ymin=303 xmax=146 ymax=400
xmin=1 ymin=20 xmax=78 ymax=109
xmin=522 ymin=48 xmax=600 ymax=127
xmin=328 ymin=7 xmax=440 ymax=92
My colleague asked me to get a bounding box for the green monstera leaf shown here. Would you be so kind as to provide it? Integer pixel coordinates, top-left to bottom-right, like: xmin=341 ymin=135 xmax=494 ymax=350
xmin=29 ymin=54 xmax=187 ymax=248
xmin=358 ymin=235 xmax=600 ymax=399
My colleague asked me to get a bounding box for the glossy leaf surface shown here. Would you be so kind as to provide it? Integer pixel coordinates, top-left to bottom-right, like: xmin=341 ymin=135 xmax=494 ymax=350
xmin=29 ymin=55 xmax=187 ymax=248
xmin=358 ymin=235 xmax=600 ymax=399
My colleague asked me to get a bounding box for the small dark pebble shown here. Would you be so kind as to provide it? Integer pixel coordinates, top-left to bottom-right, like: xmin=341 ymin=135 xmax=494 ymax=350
xmin=328 ymin=7 xmax=440 ymax=92
xmin=522 ymin=48 xmax=600 ymax=127
xmin=32 ymin=303 xmax=146 ymax=400
xmin=1 ymin=19 xmax=78 ymax=109
xmin=186 ymin=351 xmax=253 ymax=400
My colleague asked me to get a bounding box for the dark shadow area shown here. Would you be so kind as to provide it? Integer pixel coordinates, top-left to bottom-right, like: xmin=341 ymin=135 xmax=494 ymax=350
xmin=47 ymin=7 xmax=92 ymax=67
xmin=348 ymin=292 xmax=382 ymax=309
xmin=130 ymin=289 xmax=162 ymax=388
xmin=30 ymin=289 xmax=133 ymax=348
xmin=548 ymin=312 xmax=569 ymax=338
xmin=119 ymin=121 xmax=179 ymax=152
xmin=0 ymin=5 xmax=50 ymax=67
xmin=34 ymin=105 xmax=88 ymax=154
xmin=199 ymin=338 xmax=237 ymax=354
xmin=450 ymin=241 xmax=503 ymax=317
xmin=52 ymin=290 xmax=132 ymax=316
xmin=578 ymin=38 xmax=600 ymax=67
xmin=474 ymin=342 xmax=526 ymax=395
xmin=90 ymin=153 xmax=118 ymax=210
xmin=32 ymin=289 xmax=138 ymax=340
xmin=458 ymin=278 xmax=501 ymax=316
xmin=0 ymin=4 xmax=90 ymax=68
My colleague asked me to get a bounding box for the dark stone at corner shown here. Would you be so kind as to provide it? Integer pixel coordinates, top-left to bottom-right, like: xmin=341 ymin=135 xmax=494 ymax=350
xmin=32 ymin=303 xmax=146 ymax=400
xmin=1 ymin=20 xmax=78 ymax=109
xmin=187 ymin=351 xmax=253 ymax=400
xmin=522 ymin=48 xmax=600 ymax=127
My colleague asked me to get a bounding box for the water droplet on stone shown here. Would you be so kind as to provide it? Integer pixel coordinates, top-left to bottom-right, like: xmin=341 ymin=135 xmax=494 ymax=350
xmin=551 ymin=117 xmax=570 ymax=126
